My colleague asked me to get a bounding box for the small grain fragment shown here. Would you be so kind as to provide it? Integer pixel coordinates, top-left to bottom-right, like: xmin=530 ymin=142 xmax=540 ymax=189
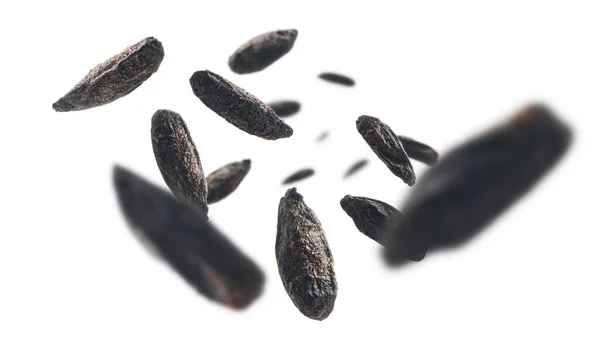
xmin=207 ymin=159 xmax=251 ymax=204
xmin=151 ymin=109 xmax=208 ymax=215
xmin=340 ymin=195 xmax=400 ymax=245
xmin=318 ymin=72 xmax=355 ymax=87
xmin=397 ymin=135 xmax=439 ymax=165
xmin=384 ymin=104 xmax=573 ymax=264
xmin=343 ymin=159 xmax=369 ymax=179
xmin=113 ymin=165 xmax=265 ymax=309
xmin=282 ymin=168 xmax=315 ymax=185
xmin=276 ymin=188 xmax=337 ymax=320
xmin=269 ymin=100 xmax=301 ymax=118
xmin=53 ymin=37 xmax=164 ymax=112
xmin=229 ymin=29 xmax=298 ymax=74
xmin=190 ymin=70 xmax=293 ymax=140
xmin=356 ymin=115 xmax=416 ymax=186
xmin=316 ymin=131 xmax=330 ymax=142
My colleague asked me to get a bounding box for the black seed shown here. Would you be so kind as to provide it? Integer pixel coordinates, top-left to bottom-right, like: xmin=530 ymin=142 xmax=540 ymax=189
xmin=340 ymin=195 xmax=400 ymax=245
xmin=53 ymin=37 xmax=164 ymax=112
xmin=282 ymin=168 xmax=315 ymax=185
xmin=269 ymin=100 xmax=301 ymax=118
xmin=228 ymin=29 xmax=298 ymax=74
xmin=113 ymin=165 xmax=265 ymax=309
xmin=276 ymin=188 xmax=337 ymax=320
xmin=190 ymin=70 xmax=293 ymax=140
xmin=356 ymin=115 xmax=416 ymax=186
xmin=397 ymin=135 xmax=439 ymax=165
xmin=151 ymin=109 xmax=208 ymax=215
xmin=207 ymin=159 xmax=251 ymax=204
xmin=318 ymin=72 xmax=355 ymax=86
xmin=384 ymin=104 xmax=573 ymax=264
xmin=343 ymin=159 xmax=369 ymax=179
xmin=316 ymin=130 xmax=330 ymax=142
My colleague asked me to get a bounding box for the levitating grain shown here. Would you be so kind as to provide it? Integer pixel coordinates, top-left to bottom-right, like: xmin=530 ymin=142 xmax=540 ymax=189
xmin=385 ymin=104 xmax=573 ymax=264
xmin=53 ymin=37 xmax=164 ymax=112
xmin=276 ymin=188 xmax=337 ymax=320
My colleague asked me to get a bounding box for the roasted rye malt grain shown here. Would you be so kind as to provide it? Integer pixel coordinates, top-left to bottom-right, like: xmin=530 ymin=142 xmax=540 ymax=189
xmin=151 ymin=109 xmax=208 ymax=215
xmin=190 ymin=70 xmax=293 ymax=140
xmin=316 ymin=130 xmax=330 ymax=142
xmin=276 ymin=188 xmax=337 ymax=320
xmin=340 ymin=195 xmax=400 ymax=245
xmin=318 ymin=72 xmax=355 ymax=87
xmin=343 ymin=159 xmax=369 ymax=179
xmin=228 ymin=29 xmax=298 ymax=74
xmin=397 ymin=135 xmax=439 ymax=165
xmin=53 ymin=37 xmax=164 ymax=112
xmin=113 ymin=165 xmax=265 ymax=309
xmin=282 ymin=168 xmax=315 ymax=185
xmin=207 ymin=159 xmax=251 ymax=204
xmin=384 ymin=104 xmax=573 ymax=264
xmin=356 ymin=115 xmax=416 ymax=186
xmin=268 ymin=100 xmax=301 ymax=118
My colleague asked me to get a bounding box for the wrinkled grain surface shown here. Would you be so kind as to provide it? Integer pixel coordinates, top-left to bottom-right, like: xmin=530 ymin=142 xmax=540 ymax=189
xmin=113 ymin=165 xmax=265 ymax=309
xmin=340 ymin=195 xmax=400 ymax=245
xmin=276 ymin=188 xmax=337 ymax=321
xmin=282 ymin=168 xmax=315 ymax=185
xmin=318 ymin=72 xmax=355 ymax=86
xmin=190 ymin=70 xmax=293 ymax=140
xmin=385 ymin=104 xmax=573 ymax=264
xmin=151 ymin=109 xmax=208 ymax=215
xmin=229 ymin=29 xmax=298 ymax=74
xmin=269 ymin=100 xmax=301 ymax=118
xmin=207 ymin=159 xmax=251 ymax=204
xmin=397 ymin=135 xmax=439 ymax=165
xmin=53 ymin=37 xmax=164 ymax=112
xmin=356 ymin=115 xmax=416 ymax=186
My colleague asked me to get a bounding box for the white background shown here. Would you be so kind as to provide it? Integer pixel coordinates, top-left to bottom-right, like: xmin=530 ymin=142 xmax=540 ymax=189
xmin=1 ymin=1 xmax=599 ymax=350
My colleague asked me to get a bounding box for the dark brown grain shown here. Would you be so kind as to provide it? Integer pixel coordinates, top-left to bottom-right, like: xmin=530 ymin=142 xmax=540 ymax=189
xmin=229 ymin=29 xmax=298 ymax=74
xmin=318 ymin=72 xmax=355 ymax=86
xmin=190 ymin=70 xmax=293 ymax=140
xmin=356 ymin=115 xmax=416 ymax=186
xmin=268 ymin=100 xmax=301 ymax=118
xmin=53 ymin=37 xmax=164 ymax=112
xmin=282 ymin=168 xmax=315 ymax=185
xmin=384 ymin=104 xmax=573 ymax=264
xmin=113 ymin=165 xmax=265 ymax=309
xmin=207 ymin=159 xmax=251 ymax=204
xmin=151 ymin=109 xmax=208 ymax=215
xmin=397 ymin=135 xmax=439 ymax=165
xmin=343 ymin=159 xmax=369 ymax=179
xmin=276 ymin=188 xmax=337 ymax=320
xmin=340 ymin=195 xmax=400 ymax=245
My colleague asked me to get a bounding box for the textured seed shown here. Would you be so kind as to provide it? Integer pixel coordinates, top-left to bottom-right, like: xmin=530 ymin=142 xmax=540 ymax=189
xmin=207 ymin=159 xmax=251 ymax=204
xmin=282 ymin=168 xmax=315 ymax=185
xmin=113 ymin=165 xmax=265 ymax=309
xmin=397 ymin=135 xmax=439 ymax=165
xmin=276 ymin=188 xmax=337 ymax=320
xmin=356 ymin=115 xmax=416 ymax=186
xmin=228 ymin=29 xmax=298 ymax=74
xmin=53 ymin=37 xmax=164 ymax=112
xmin=318 ymin=72 xmax=355 ymax=86
xmin=343 ymin=159 xmax=369 ymax=179
xmin=190 ymin=70 xmax=293 ymax=140
xmin=151 ymin=109 xmax=208 ymax=215
xmin=340 ymin=195 xmax=400 ymax=245
xmin=384 ymin=104 xmax=573 ymax=264
xmin=269 ymin=100 xmax=301 ymax=118
xmin=316 ymin=130 xmax=330 ymax=143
